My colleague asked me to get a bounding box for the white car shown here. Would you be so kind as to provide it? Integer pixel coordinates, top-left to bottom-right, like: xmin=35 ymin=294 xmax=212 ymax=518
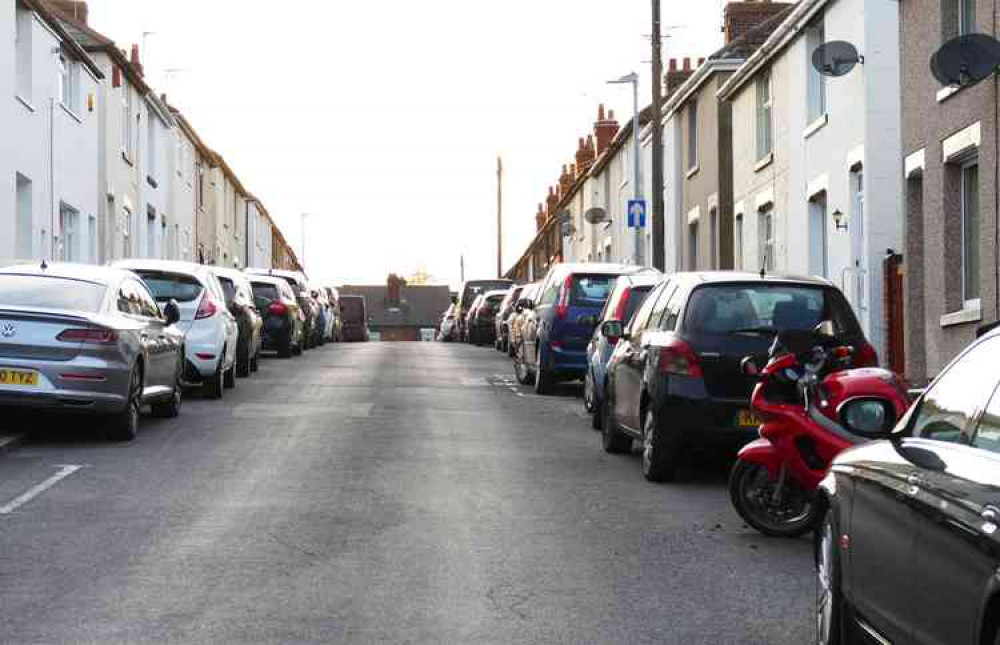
xmin=113 ymin=260 xmax=239 ymax=399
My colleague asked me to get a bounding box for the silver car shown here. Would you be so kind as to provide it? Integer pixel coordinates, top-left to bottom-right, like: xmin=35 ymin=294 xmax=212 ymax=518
xmin=0 ymin=263 xmax=185 ymax=441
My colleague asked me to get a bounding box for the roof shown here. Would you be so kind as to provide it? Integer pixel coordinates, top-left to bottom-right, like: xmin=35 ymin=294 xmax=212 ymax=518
xmin=0 ymin=261 xmax=128 ymax=284
xmin=718 ymin=0 xmax=827 ymax=100
xmin=670 ymin=271 xmax=836 ymax=287
xmin=339 ymin=285 xmax=453 ymax=329
xmin=25 ymin=0 xmax=103 ymax=78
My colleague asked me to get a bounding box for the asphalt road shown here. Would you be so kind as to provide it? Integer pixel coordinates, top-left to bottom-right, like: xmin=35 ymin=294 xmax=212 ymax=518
xmin=0 ymin=342 xmax=813 ymax=644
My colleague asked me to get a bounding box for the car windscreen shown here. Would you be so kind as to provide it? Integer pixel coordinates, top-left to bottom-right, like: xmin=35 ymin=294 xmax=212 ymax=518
xmin=684 ymin=284 xmax=861 ymax=336
xmin=461 ymin=281 xmax=512 ymax=309
xmin=133 ymin=271 xmax=204 ymax=303
xmin=0 ymin=275 xmax=106 ymax=312
xmin=218 ymin=277 xmax=237 ymax=304
xmin=341 ymin=297 xmax=366 ymax=320
xmin=569 ymin=275 xmax=616 ymax=307
xmin=251 ymin=282 xmax=280 ymax=302
xmin=624 ymin=285 xmax=653 ymax=323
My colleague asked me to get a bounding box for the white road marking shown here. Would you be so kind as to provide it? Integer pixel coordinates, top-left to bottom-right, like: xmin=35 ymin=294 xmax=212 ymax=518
xmin=0 ymin=465 xmax=82 ymax=515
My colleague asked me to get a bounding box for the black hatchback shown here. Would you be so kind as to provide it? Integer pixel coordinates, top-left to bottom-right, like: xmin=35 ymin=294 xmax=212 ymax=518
xmin=600 ymin=272 xmax=875 ymax=482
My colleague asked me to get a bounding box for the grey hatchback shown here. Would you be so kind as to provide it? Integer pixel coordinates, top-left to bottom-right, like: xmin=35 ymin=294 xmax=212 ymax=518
xmin=0 ymin=263 xmax=185 ymax=441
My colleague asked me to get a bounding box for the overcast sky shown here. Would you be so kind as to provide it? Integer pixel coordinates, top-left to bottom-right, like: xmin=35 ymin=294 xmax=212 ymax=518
xmin=86 ymin=0 xmax=724 ymax=288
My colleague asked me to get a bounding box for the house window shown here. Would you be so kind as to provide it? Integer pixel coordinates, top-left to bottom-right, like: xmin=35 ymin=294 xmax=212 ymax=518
xmin=735 ymin=213 xmax=744 ymax=271
xmin=687 ymin=100 xmax=698 ymax=170
xmin=688 ymin=221 xmax=699 ymax=270
xmin=759 ymin=208 xmax=774 ymax=271
xmin=806 ymin=18 xmax=826 ymax=122
xmin=147 ymin=115 xmax=157 ymax=179
xmin=756 ymin=72 xmax=773 ymax=159
xmin=57 ymin=54 xmax=72 ymax=109
xmin=146 ymin=206 xmax=157 ymax=259
xmin=962 ymin=162 xmax=980 ymax=305
xmin=121 ymin=87 xmax=134 ymax=159
xmin=59 ymin=204 xmax=78 ymax=262
xmin=15 ymin=7 xmax=32 ymax=101
xmin=809 ymin=195 xmax=829 ymax=278
xmin=944 ymin=0 xmax=977 ymax=40
xmin=16 ymin=174 xmax=33 ymax=259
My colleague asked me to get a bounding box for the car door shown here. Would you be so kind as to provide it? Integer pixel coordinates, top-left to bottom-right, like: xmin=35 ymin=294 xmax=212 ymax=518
xmin=131 ymin=279 xmax=172 ymax=389
xmin=207 ymin=274 xmax=238 ymax=367
xmin=614 ymin=282 xmax=667 ymax=431
xmin=530 ymin=269 xmax=560 ymax=365
xmin=902 ymin=337 xmax=1000 ymax=645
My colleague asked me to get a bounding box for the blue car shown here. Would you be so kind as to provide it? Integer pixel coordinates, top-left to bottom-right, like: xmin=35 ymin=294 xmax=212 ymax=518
xmin=584 ymin=271 xmax=660 ymax=429
xmin=514 ymin=263 xmax=650 ymax=395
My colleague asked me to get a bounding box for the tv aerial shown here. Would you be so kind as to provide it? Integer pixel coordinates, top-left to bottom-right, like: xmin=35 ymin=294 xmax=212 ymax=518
xmin=930 ymin=33 xmax=1000 ymax=88
xmin=812 ymin=41 xmax=863 ymax=77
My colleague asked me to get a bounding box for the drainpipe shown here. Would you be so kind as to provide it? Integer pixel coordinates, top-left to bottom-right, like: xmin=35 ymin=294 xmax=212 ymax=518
xmin=49 ymin=97 xmax=56 ymax=261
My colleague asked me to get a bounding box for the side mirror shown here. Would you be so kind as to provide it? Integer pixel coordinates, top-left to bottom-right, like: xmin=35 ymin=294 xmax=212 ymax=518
xmin=163 ymin=299 xmax=181 ymax=325
xmin=601 ymin=320 xmax=623 ymax=342
xmin=741 ymin=356 xmax=761 ymax=377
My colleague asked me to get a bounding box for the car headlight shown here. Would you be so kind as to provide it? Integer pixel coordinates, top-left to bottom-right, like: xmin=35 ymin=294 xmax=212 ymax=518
xmin=840 ymin=399 xmax=895 ymax=437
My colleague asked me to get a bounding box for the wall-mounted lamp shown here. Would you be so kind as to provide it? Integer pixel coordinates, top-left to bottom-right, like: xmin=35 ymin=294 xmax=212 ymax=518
xmin=832 ymin=209 xmax=849 ymax=232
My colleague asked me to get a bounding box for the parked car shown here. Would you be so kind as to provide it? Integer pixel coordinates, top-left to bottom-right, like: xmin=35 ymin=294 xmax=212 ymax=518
xmin=0 ymin=263 xmax=184 ymax=440
xmin=599 ymin=272 xmax=876 ymax=482
xmin=249 ymin=275 xmax=305 ymax=358
xmin=211 ymin=267 xmax=263 ymax=377
xmin=324 ymin=287 xmax=343 ymax=342
xmin=456 ymin=279 xmax=513 ymax=342
xmin=340 ymin=295 xmax=369 ymax=342
xmin=815 ymin=325 xmax=1000 ymax=645
xmin=246 ymin=268 xmax=319 ymax=350
xmin=439 ymin=304 xmax=458 ymax=342
xmin=309 ymin=284 xmax=332 ymax=346
xmin=468 ymin=290 xmax=507 ymax=346
xmin=494 ymin=284 xmax=525 ymax=353
xmin=514 ymin=264 xmax=643 ymax=394
xmin=115 ymin=260 xmax=240 ymax=400
xmin=585 ymin=270 xmax=661 ymax=430
xmin=507 ymin=281 xmax=540 ymax=358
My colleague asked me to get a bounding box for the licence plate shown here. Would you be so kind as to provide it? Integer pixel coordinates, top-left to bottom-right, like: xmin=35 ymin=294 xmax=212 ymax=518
xmin=0 ymin=369 xmax=39 ymax=387
xmin=737 ymin=409 xmax=761 ymax=427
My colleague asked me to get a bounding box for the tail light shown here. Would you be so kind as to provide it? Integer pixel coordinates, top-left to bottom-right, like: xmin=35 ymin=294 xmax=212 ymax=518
xmin=195 ymin=294 xmax=219 ymax=320
xmin=855 ymin=342 xmax=879 ymax=368
xmin=613 ymin=287 xmax=633 ymax=322
xmin=268 ymin=301 xmax=288 ymax=316
xmin=550 ymin=340 xmax=563 ymax=350
xmin=659 ymin=340 xmax=703 ymax=377
xmin=57 ymin=328 xmax=118 ymax=344
xmin=556 ymin=274 xmax=573 ymax=320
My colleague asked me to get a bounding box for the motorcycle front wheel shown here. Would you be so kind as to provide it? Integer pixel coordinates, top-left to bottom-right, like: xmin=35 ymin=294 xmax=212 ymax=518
xmin=729 ymin=460 xmax=820 ymax=538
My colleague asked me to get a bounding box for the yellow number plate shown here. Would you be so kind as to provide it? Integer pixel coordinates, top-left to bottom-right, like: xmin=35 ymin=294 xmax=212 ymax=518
xmin=0 ymin=369 xmax=39 ymax=387
xmin=737 ymin=409 xmax=761 ymax=427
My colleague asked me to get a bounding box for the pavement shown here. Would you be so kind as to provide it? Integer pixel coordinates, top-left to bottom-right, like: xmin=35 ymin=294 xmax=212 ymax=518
xmin=0 ymin=342 xmax=813 ymax=644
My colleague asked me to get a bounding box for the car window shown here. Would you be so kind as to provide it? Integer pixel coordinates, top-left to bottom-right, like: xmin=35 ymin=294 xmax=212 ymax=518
xmin=252 ymin=282 xmax=280 ymax=302
xmin=623 ymin=285 xmax=654 ymax=324
xmin=0 ymin=275 xmax=106 ymax=313
xmin=538 ymin=273 xmax=561 ymax=306
xmin=129 ymin=280 xmax=162 ymax=319
xmin=117 ymin=281 xmax=141 ymax=315
xmin=628 ymin=283 xmax=665 ymax=334
xmin=134 ymin=271 xmax=204 ymax=303
xmin=646 ymin=282 xmax=676 ymax=330
xmin=972 ymin=382 xmax=1000 ymax=455
xmin=218 ymin=277 xmax=237 ymax=306
xmin=912 ymin=337 xmax=1000 ymax=444
xmin=658 ymin=285 xmax=685 ymax=331
xmin=599 ymin=284 xmax=625 ymax=322
xmin=569 ymin=274 xmax=615 ymax=307
xmin=683 ymin=284 xmax=859 ymax=336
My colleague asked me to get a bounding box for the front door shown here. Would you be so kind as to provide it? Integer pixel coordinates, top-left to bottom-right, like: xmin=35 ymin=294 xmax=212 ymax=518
xmin=847 ymin=170 xmax=869 ymax=335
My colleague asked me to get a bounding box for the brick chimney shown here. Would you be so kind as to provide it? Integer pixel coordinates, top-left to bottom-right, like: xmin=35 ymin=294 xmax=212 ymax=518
xmin=545 ymin=186 xmax=559 ymax=218
xmin=130 ymin=44 xmax=144 ymax=77
xmin=575 ymin=136 xmax=596 ymax=175
xmin=593 ymin=105 xmax=620 ymax=156
xmin=664 ymin=57 xmax=698 ymax=98
xmin=558 ymin=164 xmax=573 ymax=198
xmin=724 ymin=1 xmax=791 ymax=44
xmin=47 ymin=0 xmax=89 ymax=24
xmin=535 ymin=203 xmax=547 ymax=232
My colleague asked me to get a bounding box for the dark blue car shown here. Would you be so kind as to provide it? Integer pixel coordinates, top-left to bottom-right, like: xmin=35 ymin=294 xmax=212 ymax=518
xmin=513 ymin=263 xmax=648 ymax=395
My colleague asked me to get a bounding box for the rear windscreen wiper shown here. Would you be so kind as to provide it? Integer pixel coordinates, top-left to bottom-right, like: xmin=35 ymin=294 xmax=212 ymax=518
xmin=729 ymin=326 xmax=777 ymax=336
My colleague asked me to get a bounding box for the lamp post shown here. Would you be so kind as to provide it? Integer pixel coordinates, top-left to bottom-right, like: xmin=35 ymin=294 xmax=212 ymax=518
xmin=607 ymin=72 xmax=643 ymax=266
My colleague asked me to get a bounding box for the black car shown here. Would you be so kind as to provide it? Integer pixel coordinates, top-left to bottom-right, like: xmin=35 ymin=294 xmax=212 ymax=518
xmin=249 ymin=276 xmax=304 ymax=358
xmin=212 ymin=267 xmax=263 ymax=378
xmin=816 ymin=328 xmax=1000 ymax=645
xmin=600 ymin=272 xmax=875 ymax=482
xmin=340 ymin=295 xmax=368 ymax=342
xmin=468 ymin=290 xmax=507 ymax=346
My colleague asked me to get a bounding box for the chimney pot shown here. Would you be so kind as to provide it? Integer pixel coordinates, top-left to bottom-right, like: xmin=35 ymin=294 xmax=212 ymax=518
xmin=683 ymin=57 xmax=691 ymax=71
xmin=598 ymin=104 xmax=606 ymax=120
xmin=698 ymin=57 xmax=706 ymax=66
xmin=669 ymin=58 xmax=678 ymax=72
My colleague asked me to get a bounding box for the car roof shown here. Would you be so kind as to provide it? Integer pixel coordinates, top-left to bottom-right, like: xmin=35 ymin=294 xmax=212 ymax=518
xmin=112 ymin=259 xmax=211 ymax=278
xmin=209 ymin=266 xmax=250 ymax=281
xmin=0 ymin=262 xmax=131 ymax=286
xmin=673 ymin=271 xmax=835 ymax=287
xmin=550 ymin=262 xmax=656 ymax=276
xmin=484 ymin=289 xmax=508 ymax=298
xmin=615 ymin=272 xmax=663 ymax=289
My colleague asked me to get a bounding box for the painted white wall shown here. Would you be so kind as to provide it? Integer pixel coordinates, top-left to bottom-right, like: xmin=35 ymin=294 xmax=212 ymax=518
xmin=168 ymin=123 xmax=197 ymax=262
xmin=0 ymin=3 xmax=100 ymax=266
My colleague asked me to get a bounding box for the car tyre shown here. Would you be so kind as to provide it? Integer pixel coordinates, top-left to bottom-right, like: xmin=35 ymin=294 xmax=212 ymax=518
xmin=250 ymin=348 xmax=260 ymax=372
xmin=109 ymin=364 xmax=141 ymax=441
xmin=816 ymin=509 xmax=845 ymax=645
xmin=641 ymin=408 xmax=680 ymax=482
xmin=152 ymin=377 xmax=183 ymax=419
xmin=224 ymin=359 xmax=237 ymax=389
xmin=514 ymin=340 xmax=535 ymax=386
xmin=202 ymin=357 xmax=225 ymax=400
xmin=237 ymin=341 xmax=252 ymax=378
xmin=601 ymin=391 xmax=631 ymax=454
xmin=729 ymin=459 xmax=819 ymax=537
xmin=534 ymin=346 xmax=554 ymax=395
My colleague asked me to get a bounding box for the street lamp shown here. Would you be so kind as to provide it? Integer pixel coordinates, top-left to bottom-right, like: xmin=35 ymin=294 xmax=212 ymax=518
xmin=607 ymin=72 xmax=643 ymax=266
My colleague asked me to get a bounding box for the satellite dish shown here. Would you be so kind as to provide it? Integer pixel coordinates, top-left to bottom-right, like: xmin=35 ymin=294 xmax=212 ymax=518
xmin=584 ymin=207 xmax=609 ymax=225
xmin=930 ymin=33 xmax=1000 ymax=88
xmin=812 ymin=41 xmax=862 ymax=77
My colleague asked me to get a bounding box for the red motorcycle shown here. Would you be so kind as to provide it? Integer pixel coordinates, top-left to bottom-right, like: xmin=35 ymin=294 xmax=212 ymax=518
xmin=728 ymin=322 xmax=911 ymax=537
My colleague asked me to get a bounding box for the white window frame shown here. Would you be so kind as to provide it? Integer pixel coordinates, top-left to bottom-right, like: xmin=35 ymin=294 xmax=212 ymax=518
xmin=961 ymin=160 xmax=981 ymax=308
xmin=807 ymin=18 xmax=826 ymax=122
xmin=734 ymin=213 xmax=744 ymax=271
xmin=756 ymin=72 xmax=773 ymax=160
xmin=687 ymin=100 xmax=698 ymax=171
xmin=57 ymin=54 xmax=70 ymax=108
xmin=759 ymin=207 xmax=774 ymax=271
xmin=15 ymin=7 xmax=32 ymax=101
xmin=121 ymin=86 xmax=134 ymax=160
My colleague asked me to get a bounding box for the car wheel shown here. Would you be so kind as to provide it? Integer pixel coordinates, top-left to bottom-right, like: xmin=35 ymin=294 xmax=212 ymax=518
xmin=534 ymin=346 xmax=554 ymax=395
xmin=108 ymin=364 xmax=141 ymax=441
xmin=152 ymin=376 xmax=182 ymax=419
xmin=816 ymin=509 xmax=845 ymax=645
xmin=507 ymin=335 xmax=517 ymax=357
xmin=601 ymin=390 xmax=631 ymax=454
xmin=514 ymin=340 xmax=535 ymax=385
xmin=237 ymin=341 xmax=251 ymax=378
xmin=641 ymin=407 xmax=680 ymax=482
xmin=251 ymin=349 xmax=260 ymax=372
xmin=224 ymin=359 xmax=237 ymax=389
xmin=293 ymin=338 xmax=303 ymax=356
xmin=584 ymin=369 xmax=596 ymax=413
xmin=202 ymin=356 xmax=224 ymax=400
xmin=591 ymin=382 xmax=604 ymax=431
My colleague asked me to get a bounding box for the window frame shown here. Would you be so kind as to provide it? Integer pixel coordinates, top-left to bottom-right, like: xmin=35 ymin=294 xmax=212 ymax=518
xmin=687 ymin=100 xmax=698 ymax=171
xmin=961 ymin=160 xmax=981 ymax=308
xmin=756 ymin=71 xmax=773 ymax=160
xmin=759 ymin=207 xmax=775 ymax=272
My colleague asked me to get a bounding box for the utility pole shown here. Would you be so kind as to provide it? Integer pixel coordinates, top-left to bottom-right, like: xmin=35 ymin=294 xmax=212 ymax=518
xmin=496 ymin=156 xmax=503 ymax=278
xmin=460 ymin=254 xmax=465 ymax=283
xmin=650 ymin=0 xmax=666 ymax=271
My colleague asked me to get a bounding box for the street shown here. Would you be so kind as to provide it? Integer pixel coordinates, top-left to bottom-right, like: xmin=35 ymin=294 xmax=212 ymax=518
xmin=0 ymin=343 xmax=811 ymax=644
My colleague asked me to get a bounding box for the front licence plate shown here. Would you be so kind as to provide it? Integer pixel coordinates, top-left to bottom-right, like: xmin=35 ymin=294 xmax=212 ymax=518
xmin=0 ymin=369 xmax=39 ymax=387
xmin=737 ymin=409 xmax=761 ymax=427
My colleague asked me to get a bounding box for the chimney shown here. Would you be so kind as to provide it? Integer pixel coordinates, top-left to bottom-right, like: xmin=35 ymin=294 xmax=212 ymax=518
xmin=546 ymin=186 xmax=559 ymax=217
xmin=47 ymin=1 xmax=89 ymax=24
xmin=558 ymin=164 xmax=574 ymax=198
xmin=575 ymin=135 xmax=596 ymax=175
xmin=535 ymin=203 xmax=547 ymax=232
xmin=130 ymin=44 xmax=144 ymax=77
xmin=723 ymin=1 xmax=790 ymax=44
xmin=664 ymin=57 xmax=698 ymax=98
xmin=593 ymin=104 xmax=620 ymax=156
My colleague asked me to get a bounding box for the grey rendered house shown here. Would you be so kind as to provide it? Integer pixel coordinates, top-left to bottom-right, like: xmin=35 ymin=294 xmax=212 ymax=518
xmin=900 ymin=0 xmax=999 ymax=381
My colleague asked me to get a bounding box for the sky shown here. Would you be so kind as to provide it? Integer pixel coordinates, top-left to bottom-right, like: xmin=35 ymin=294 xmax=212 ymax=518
xmin=85 ymin=0 xmax=725 ymax=289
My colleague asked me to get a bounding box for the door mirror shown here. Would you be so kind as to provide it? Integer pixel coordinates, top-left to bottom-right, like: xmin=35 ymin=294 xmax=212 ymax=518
xmin=891 ymin=440 xmax=947 ymax=472
xmin=741 ymin=356 xmax=761 ymax=377
xmin=162 ymin=299 xmax=181 ymax=325
xmin=601 ymin=320 xmax=623 ymax=342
